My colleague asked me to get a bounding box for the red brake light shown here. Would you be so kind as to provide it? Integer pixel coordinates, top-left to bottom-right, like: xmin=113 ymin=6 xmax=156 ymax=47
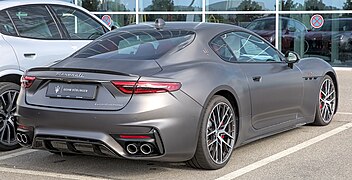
xmin=119 ymin=135 xmax=151 ymax=139
xmin=111 ymin=81 xmax=181 ymax=94
xmin=21 ymin=76 xmax=36 ymax=88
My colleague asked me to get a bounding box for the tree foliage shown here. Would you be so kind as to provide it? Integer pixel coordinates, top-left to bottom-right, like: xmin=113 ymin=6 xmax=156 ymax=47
xmin=304 ymin=0 xmax=326 ymax=10
xmin=145 ymin=0 xmax=175 ymax=11
xmin=343 ymin=0 xmax=352 ymax=10
xmin=281 ymin=0 xmax=298 ymax=10
xmin=237 ymin=0 xmax=263 ymax=11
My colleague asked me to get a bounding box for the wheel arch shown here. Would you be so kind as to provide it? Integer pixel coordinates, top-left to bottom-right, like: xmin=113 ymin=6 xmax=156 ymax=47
xmin=0 ymin=74 xmax=22 ymax=85
xmin=200 ymin=86 xmax=241 ymax=146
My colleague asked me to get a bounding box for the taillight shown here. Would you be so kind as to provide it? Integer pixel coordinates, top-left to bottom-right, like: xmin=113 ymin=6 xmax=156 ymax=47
xmin=21 ymin=76 xmax=36 ymax=88
xmin=111 ymin=81 xmax=181 ymax=94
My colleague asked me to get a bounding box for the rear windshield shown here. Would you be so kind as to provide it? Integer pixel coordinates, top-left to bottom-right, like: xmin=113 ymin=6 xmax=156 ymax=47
xmin=73 ymin=29 xmax=195 ymax=60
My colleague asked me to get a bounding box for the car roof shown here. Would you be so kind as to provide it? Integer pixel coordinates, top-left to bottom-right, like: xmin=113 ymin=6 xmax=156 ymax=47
xmin=0 ymin=0 xmax=110 ymax=30
xmin=117 ymin=22 xmax=246 ymax=34
xmin=0 ymin=0 xmax=76 ymax=10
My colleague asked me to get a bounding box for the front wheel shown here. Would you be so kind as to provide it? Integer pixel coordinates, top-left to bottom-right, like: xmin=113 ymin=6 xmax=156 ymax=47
xmin=313 ymin=75 xmax=336 ymax=126
xmin=0 ymin=82 xmax=21 ymax=151
xmin=187 ymin=95 xmax=237 ymax=169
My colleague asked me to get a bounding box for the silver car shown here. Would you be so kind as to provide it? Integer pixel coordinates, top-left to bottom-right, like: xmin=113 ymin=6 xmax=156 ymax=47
xmin=16 ymin=21 xmax=338 ymax=170
xmin=0 ymin=0 xmax=110 ymax=150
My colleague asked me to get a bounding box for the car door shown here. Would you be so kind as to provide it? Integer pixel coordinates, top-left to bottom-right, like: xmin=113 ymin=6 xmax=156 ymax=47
xmin=1 ymin=4 xmax=76 ymax=71
xmin=221 ymin=31 xmax=304 ymax=129
xmin=49 ymin=5 xmax=108 ymax=52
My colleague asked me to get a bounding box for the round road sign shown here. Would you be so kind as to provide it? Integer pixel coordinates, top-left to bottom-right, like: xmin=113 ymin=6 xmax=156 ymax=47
xmin=310 ymin=14 xmax=324 ymax=29
xmin=102 ymin=15 xmax=112 ymax=26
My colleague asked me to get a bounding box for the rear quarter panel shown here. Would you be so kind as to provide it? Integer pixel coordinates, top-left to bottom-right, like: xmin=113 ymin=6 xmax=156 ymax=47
xmin=0 ymin=34 xmax=21 ymax=77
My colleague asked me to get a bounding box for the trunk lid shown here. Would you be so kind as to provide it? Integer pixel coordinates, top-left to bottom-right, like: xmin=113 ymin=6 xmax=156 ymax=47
xmin=24 ymin=59 xmax=161 ymax=111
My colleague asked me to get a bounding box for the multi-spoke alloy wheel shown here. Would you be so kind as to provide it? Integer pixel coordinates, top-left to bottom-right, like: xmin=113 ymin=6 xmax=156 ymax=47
xmin=314 ymin=76 xmax=336 ymax=126
xmin=187 ymin=95 xmax=236 ymax=169
xmin=0 ymin=82 xmax=20 ymax=151
xmin=206 ymin=102 xmax=235 ymax=164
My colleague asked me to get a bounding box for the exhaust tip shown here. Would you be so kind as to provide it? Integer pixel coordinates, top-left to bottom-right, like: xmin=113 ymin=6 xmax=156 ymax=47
xmin=16 ymin=133 xmax=22 ymax=143
xmin=22 ymin=134 xmax=28 ymax=144
xmin=126 ymin=144 xmax=138 ymax=155
xmin=140 ymin=144 xmax=153 ymax=155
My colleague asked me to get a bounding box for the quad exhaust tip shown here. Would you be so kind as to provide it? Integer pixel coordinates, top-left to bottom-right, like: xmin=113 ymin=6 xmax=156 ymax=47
xmin=126 ymin=143 xmax=138 ymax=155
xmin=16 ymin=133 xmax=28 ymax=144
xmin=140 ymin=144 xmax=153 ymax=155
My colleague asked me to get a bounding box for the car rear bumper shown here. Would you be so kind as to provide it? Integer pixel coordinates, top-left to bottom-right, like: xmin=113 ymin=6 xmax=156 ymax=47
xmin=16 ymin=90 xmax=203 ymax=162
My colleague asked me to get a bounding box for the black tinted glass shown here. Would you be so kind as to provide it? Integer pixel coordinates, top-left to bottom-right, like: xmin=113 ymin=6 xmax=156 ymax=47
xmin=7 ymin=5 xmax=61 ymax=39
xmin=73 ymin=29 xmax=195 ymax=60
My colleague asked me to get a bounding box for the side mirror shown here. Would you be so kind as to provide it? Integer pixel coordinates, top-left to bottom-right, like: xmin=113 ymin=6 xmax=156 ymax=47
xmin=111 ymin=25 xmax=118 ymax=30
xmin=285 ymin=51 xmax=300 ymax=69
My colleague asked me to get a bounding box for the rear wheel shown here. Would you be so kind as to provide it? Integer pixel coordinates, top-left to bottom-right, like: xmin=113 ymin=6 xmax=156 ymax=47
xmin=0 ymin=82 xmax=20 ymax=151
xmin=187 ymin=95 xmax=237 ymax=169
xmin=313 ymin=75 xmax=336 ymax=126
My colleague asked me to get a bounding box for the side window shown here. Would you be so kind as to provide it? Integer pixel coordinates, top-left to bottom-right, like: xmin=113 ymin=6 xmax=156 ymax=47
xmin=221 ymin=31 xmax=281 ymax=63
xmin=7 ymin=5 xmax=61 ymax=39
xmin=51 ymin=5 xmax=106 ymax=40
xmin=209 ymin=35 xmax=234 ymax=62
xmin=287 ymin=20 xmax=296 ymax=32
xmin=0 ymin=11 xmax=16 ymax=36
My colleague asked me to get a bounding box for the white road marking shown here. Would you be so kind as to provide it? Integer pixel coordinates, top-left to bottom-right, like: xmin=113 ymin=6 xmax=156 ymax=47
xmin=0 ymin=167 xmax=111 ymax=180
xmin=333 ymin=67 xmax=352 ymax=71
xmin=337 ymin=112 xmax=352 ymax=115
xmin=0 ymin=149 xmax=37 ymax=161
xmin=216 ymin=122 xmax=352 ymax=180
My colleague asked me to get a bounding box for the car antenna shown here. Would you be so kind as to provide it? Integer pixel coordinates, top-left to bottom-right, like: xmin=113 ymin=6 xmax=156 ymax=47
xmin=155 ymin=18 xmax=165 ymax=30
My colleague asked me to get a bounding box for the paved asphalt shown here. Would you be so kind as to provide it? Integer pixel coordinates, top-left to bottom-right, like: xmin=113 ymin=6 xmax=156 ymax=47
xmin=0 ymin=69 xmax=351 ymax=180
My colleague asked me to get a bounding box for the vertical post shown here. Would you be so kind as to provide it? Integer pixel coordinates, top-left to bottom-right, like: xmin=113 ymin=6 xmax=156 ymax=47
xmin=136 ymin=0 xmax=139 ymax=24
xmin=202 ymin=0 xmax=206 ymax=22
xmin=275 ymin=0 xmax=280 ymax=50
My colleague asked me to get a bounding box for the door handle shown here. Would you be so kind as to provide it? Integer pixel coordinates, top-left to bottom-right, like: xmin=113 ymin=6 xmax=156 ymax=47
xmin=252 ymin=76 xmax=262 ymax=82
xmin=24 ymin=53 xmax=36 ymax=58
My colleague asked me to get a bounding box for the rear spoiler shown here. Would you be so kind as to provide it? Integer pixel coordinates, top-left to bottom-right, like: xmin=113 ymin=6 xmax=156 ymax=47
xmin=28 ymin=67 xmax=132 ymax=76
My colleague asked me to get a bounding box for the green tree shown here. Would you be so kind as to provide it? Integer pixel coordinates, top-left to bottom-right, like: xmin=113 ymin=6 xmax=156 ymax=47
xmin=304 ymin=0 xmax=326 ymax=10
xmin=82 ymin=0 xmax=100 ymax=11
xmin=281 ymin=0 xmax=298 ymax=10
xmin=145 ymin=0 xmax=174 ymax=11
xmin=237 ymin=0 xmax=263 ymax=11
xmin=343 ymin=0 xmax=352 ymax=10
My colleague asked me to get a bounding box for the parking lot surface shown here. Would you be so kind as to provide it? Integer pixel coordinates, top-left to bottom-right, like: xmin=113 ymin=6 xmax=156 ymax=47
xmin=1 ymin=69 xmax=351 ymax=180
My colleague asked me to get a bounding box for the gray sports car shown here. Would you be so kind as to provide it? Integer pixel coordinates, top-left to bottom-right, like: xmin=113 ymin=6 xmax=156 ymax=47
xmin=15 ymin=20 xmax=338 ymax=170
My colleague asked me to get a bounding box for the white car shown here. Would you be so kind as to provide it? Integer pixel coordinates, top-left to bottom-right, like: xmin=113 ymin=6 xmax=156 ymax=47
xmin=0 ymin=0 xmax=110 ymax=150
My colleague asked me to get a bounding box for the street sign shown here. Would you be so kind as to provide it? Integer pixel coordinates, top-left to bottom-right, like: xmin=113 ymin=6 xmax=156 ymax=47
xmin=102 ymin=15 xmax=112 ymax=26
xmin=310 ymin=14 xmax=324 ymax=29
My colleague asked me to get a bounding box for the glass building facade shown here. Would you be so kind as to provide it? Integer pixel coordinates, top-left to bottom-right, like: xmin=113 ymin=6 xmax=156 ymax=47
xmin=67 ymin=0 xmax=352 ymax=67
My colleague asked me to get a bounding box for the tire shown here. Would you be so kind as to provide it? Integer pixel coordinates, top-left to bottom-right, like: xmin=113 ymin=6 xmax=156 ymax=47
xmin=0 ymin=82 xmax=21 ymax=151
xmin=312 ymin=75 xmax=336 ymax=126
xmin=187 ymin=95 xmax=237 ymax=170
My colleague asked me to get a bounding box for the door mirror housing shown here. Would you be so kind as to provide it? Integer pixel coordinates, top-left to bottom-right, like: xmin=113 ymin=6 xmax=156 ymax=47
xmin=111 ymin=25 xmax=118 ymax=30
xmin=285 ymin=51 xmax=300 ymax=69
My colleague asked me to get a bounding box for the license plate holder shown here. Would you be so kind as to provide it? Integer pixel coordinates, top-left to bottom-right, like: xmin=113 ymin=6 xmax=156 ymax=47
xmin=46 ymin=83 xmax=97 ymax=100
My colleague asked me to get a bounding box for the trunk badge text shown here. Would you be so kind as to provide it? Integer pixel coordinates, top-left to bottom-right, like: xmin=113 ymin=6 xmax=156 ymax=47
xmin=55 ymin=72 xmax=85 ymax=78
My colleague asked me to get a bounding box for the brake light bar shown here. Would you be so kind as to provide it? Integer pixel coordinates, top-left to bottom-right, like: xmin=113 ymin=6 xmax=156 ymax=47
xmin=111 ymin=81 xmax=181 ymax=94
xmin=21 ymin=76 xmax=36 ymax=88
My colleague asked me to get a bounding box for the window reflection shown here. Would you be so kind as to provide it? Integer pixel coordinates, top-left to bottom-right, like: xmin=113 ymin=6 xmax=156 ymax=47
xmin=281 ymin=14 xmax=352 ymax=66
xmin=206 ymin=14 xmax=272 ymax=27
xmin=139 ymin=0 xmax=202 ymax=11
xmin=95 ymin=14 xmax=136 ymax=27
xmin=206 ymin=0 xmax=276 ymax=11
xmin=140 ymin=14 xmax=202 ymax=22
xmin=77 ymin=0 xmax=136 ymax=12
xmin=281 ymin=0 xmax=352 ymax=11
